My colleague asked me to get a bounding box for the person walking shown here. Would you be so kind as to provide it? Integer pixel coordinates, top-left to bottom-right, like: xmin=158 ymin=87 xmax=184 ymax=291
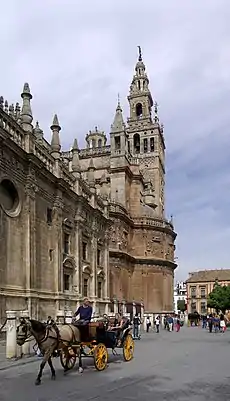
xmin=176 ymin=317 xmax=181 ymax=332
xmin=155 ymin=315 xmax=160 ymax=333
xmin=167 ymin=315 xmax=173 ymax=332
xmin=146 ymin=316 xmax=151 ymax=333
xmin=208 ymin=314 xmax=213 ymax=333
xmin=133 ymin=313 xmax=141 ymax=338
xmin=220 ymin=314 xmax=226 ymax=333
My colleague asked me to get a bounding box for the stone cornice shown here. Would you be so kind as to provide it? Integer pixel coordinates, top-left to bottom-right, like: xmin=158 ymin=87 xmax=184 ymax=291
xmin=109 ymin=249 xmax=177 ymax=270
xmin=135 ymin=258 xmax=177 ymax=270
xmin=109 ymin=249 xmax=136 ymax=263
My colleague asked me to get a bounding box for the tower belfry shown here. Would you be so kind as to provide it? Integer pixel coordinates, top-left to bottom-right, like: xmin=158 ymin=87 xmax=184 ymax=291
xmin=127 ymin=48 xmax=166 ymax=217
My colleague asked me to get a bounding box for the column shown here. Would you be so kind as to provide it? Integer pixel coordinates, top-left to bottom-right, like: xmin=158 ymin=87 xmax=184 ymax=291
xmin=103 ymin=229 xmax=110 ymax=301
xmin=90 ymin=234 xmax=97 ymax=305
xmin=122 ymin=300 xmax=126 ymax=316
xmin=24 ymin=168 xmax=38 ymax=317
xmin=133 ymin=302 xmax=136 ymax=317
xmin=140 ymin=302 xmax=144 ymax=319
xmin=53 ymin=194 xmax=63 ymax=295
xmin=113 ymin=299 xmax=118 ymax=314
xmin=21 ymin=310 xmax=30 ymax=356
xmin=73 ymin=216 xmax=83 ymax=299
xmin=6 ymin=311 xmax=17 ymax=359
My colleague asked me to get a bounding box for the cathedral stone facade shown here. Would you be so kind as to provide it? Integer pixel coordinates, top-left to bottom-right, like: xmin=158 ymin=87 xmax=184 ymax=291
xmin=0 ymin=50 xmax=177 ymax=322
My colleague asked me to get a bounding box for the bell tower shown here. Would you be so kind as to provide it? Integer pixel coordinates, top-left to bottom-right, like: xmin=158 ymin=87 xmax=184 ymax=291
xmin=127 ymin=47 xmax=166 ymax=217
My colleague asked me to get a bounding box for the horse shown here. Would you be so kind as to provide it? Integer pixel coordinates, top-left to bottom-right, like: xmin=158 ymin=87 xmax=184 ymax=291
xmin=16 ymin=318 xmax=81 ymax=385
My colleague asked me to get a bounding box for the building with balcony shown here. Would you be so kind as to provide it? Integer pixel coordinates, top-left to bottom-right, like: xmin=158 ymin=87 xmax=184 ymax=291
xmin=186 ymin=269 xmax=230 ymax=314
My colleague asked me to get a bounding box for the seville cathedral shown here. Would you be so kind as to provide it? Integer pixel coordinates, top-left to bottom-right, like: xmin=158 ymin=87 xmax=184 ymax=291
xmin=0 ymin=49 xmax=177 ymax=322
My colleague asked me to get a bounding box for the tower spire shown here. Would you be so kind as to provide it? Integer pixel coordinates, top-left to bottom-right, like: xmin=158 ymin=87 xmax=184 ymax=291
xmin=137 ymin=45 xmax=142 ymax=61
xmin=111 ymin=98 xmax=125 ymax=133
xmin=50 ymin=114 xmax=61 ymax=154
xmin=21 ymin=83 xmax=33 ymax=132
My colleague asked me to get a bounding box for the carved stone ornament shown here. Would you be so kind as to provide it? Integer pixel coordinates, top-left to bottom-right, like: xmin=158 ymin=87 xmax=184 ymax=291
xmin=0 ymin=147 xmax=24 ymax=174
xmin=63 ymin=257 xmax=75 ymax=269
xmin=25 ymin=180 xmax=38 ymax=199
xmin=53 ymin=196 xmax=64 ymax=210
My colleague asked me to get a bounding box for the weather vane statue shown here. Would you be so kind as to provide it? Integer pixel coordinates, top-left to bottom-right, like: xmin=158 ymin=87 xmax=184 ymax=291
xmin=137 ymin=45 xmax=142 ymax=61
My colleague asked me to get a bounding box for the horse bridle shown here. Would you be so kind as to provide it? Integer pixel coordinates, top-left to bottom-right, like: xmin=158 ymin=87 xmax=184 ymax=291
xmin=16 ymin=319 xmax=33 ymax=343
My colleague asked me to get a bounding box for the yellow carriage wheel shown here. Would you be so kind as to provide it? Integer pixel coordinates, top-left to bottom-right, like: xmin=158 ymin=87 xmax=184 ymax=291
xmin=60 ymin=347 xmax=76 ymax=370
xmin=94 ymin=343 xmax=108 ymax=371
xmin=123 ymin=334 xmax=134 ymax=362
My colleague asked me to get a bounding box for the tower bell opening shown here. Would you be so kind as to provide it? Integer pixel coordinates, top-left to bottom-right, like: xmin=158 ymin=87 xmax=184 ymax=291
xmin=133 ymin=133 xmax=140 ymax=154
xmin=136 ymin=103 xmax=143 ymax=118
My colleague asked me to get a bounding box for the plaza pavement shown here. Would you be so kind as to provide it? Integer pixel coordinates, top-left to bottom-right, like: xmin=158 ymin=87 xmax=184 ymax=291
xmin=0 ymin=326 xmax=230 ymax=400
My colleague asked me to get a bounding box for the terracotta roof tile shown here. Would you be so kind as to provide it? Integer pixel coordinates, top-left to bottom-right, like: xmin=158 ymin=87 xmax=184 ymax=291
xmin=186 ymin=269 xmax=230 ymax=283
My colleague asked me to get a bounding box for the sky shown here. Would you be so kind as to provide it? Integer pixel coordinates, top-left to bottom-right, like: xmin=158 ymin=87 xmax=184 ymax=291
xmin=1 ymin=0 xmax=230 ymax=280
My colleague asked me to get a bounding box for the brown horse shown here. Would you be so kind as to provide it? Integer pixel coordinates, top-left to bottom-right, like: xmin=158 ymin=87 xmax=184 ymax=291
xmin=16 ymin=318 xmax=80 ymax=385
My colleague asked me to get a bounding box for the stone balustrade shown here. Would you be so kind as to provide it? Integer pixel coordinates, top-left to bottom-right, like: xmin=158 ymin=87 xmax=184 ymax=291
xmin=133 ymin=216 xmax=173 ymax=230
xmin=34 ymin=143 xmax=54 ymax=173
xmin=0 ymin=108 xmax=25 ymax=148
xmin=79 ymin=145 xmax=111 ymax=158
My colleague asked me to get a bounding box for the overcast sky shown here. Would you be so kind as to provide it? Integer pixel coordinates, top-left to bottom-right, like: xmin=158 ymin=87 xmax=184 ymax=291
xmin=1 ymin=0 xmax=230 ymax=280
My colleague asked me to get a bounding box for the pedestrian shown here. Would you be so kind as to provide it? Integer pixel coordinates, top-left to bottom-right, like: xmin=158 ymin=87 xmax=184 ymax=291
xmin=208 ymin=314 xmax=213 ymax=333
xmin=176 ymin=317 xmax=181 ymax=332
xmin=155 ymin=315 xmax=160 ymax=333
xmin=146 ymin=316 xmax=151 ymax=333
xmin=213 ymin=315 xmax=220 ymax=333
xmin=167 ymin=315 xmax=173 ymax=332
xmin=133 ymin=313 xmax=141 ymax=338
xmin=220 ymin=314 xmax=226 ymax=333
xmin=202 ymin=315 xmax=207 ymax=329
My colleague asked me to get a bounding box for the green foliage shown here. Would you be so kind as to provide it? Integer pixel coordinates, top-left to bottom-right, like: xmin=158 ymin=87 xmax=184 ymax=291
xmin=207 ymin=283 xmax=230 ymax=313
xmin=177 ymin=299 xmax=186 ymax=312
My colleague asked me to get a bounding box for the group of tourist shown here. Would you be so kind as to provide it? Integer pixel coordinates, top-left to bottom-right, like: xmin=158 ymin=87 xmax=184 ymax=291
xmin=145 ymin=314 xmax=183 ymax=333
xmin=201 ymin=314 xmax=227 ymax=333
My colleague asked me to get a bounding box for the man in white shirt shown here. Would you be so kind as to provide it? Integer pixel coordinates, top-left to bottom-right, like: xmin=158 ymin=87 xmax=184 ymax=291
xmin=155 ymin=316 xmax=160 ymax=333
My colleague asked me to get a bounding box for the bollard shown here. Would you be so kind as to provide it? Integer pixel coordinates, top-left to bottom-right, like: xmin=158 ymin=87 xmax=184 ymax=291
xmin=21 ymin=310 xmax=31 ymax=357
xmin=56 ymin=310 xmax=65 ymax=325
xmin=6 ymin=310 xmax=17 ymax=359
xmin=65 ymin=310 xmax=73 ymax=324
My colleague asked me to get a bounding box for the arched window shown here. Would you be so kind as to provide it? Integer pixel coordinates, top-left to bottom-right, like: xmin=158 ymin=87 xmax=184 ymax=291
xmin=92 ymin=139 xmax=96 ymax=148
xmin=63 ymin=257 xmax=75 ymax=292
xmin=133 ymin=133 xmax=140 ymax=154
xmin=97 ymin=280 xmax=102 ymax=299
xmin=143 ymin=138 xmax=148 ymax=153
xmin=136 ymin=103 xmax=143 ymax=118
xmin=138 ymin=80 xmax=141 ymax=90
xmin=114 ymin=136 xmax=121 ymax=150
xmin=83 ymin=278 xmax=88 ymax=297
xmin=98 ymin=139 xmax=102 ymax=148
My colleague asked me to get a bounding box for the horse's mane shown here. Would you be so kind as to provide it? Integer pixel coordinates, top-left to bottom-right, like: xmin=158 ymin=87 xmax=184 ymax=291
xmin=29 ymin=319 xmax=46 ymax=333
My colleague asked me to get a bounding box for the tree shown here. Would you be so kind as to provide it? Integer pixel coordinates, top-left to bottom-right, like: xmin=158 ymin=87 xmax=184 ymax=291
xmin=177 ymin=299 xmax=186 ymax=312
xmin=207 ymin=283 xmax=230 ymax=314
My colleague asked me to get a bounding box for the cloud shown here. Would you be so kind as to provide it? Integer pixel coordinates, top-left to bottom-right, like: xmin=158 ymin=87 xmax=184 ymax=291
xmin=1 ymin=0 xmax=230 ymax=280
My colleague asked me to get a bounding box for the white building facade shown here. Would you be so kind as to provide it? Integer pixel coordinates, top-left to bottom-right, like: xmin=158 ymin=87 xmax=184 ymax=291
xmin=173 ymin=281 xmax=187 ymax=314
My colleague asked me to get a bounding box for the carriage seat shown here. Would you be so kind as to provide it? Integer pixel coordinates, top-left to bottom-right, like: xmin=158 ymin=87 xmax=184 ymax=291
xmin=78 ymin=321 xmax=105 ymax=342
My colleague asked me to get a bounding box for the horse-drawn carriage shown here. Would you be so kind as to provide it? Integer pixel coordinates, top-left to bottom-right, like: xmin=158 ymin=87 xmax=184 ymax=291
xmin=60 ymin=319 xmax=134 ymax=372
xmin=16 ymin=316 xmax=134 ymax=385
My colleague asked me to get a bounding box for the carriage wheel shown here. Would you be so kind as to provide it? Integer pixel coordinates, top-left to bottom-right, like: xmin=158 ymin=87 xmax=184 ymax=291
xmin=60 ymin=348 xmax=76 ymax=370
xmin=123 ymin=334 xmax=134 ymax=362
xmin=94 ymin=343 xmax=108 ymax=371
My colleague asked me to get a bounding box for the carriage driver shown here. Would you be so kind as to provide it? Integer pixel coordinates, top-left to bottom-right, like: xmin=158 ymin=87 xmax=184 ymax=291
xmin=73 ymin=297 xmax=93 ymax=325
